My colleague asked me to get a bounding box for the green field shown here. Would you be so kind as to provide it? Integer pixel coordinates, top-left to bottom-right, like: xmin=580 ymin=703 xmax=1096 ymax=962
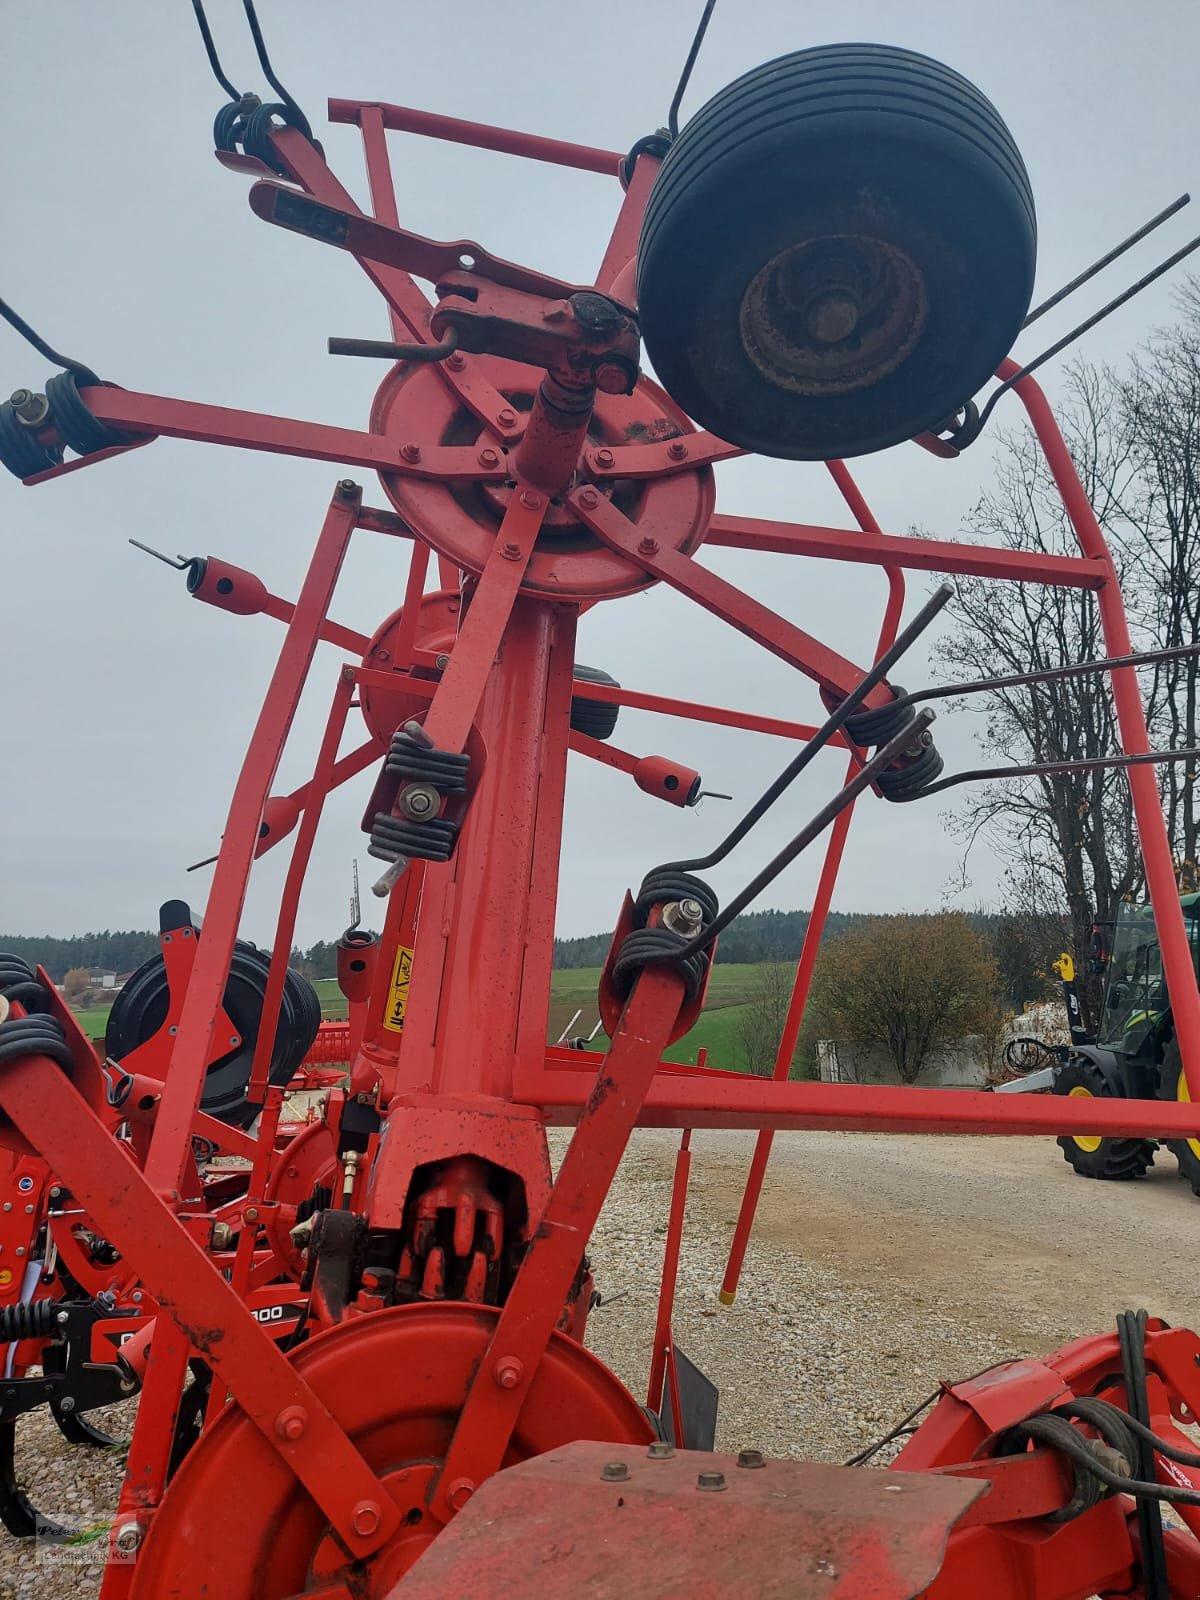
xmin=76 ymin=968 xmax=760 ymax=1073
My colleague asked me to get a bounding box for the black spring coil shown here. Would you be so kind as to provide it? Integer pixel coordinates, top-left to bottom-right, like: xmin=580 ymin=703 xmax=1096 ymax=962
xmin=838 ymin=687 xmax=946 ymax=803
xmin=385 ymin=732 xmax=470 ymax=793
xmin=213 ymin=93 xmax=262 ymax=153
xmin=0 ymin=402 xmax=61 ymax=479
xmin=611 ymin=927 xmax=709 ymax=1005
xmin=0 ymin=1300 xmax=57 ymax=1343
xmin=0 ymin=1016 xmax=73 ymax=1072
xmin=44 ymin=371 xmax=137 ymax=457
xmin=633 ymin=869 xmax=719 ymax=930
xmin=0 ymin=954 xmax=48 ymax=1013
xmin=368 ymin=814 xmax=458 ymax=865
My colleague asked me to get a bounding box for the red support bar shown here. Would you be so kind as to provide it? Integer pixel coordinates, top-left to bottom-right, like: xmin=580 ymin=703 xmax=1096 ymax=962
xmin=519 ymin=1066 xmax=1200 ymax=1137
xmin=420 ymin=491 xmax=546 ymax=753
xmin=145 ymin=484 xmax=359 ymax=1198
xmin=706 ymin=513 xmax=1107 ymax=589
xmin=647 ymin=1131 xmax=692 ymax=1414
xmin=1004 ymin=361 xmax=1200 ymax=1100
xmin=570 ymin=678 xmax=842 ymax=746
xmin=247 ymin=669 xmax=357 ymax=1101
xmin=572 ymin=489 xmax=894 ymax=711
xmin=433 ymin=965 xmax=685 ymax=1520
xmin=721 ymin=462 xmax=904 ymax=1304
xmin=80 ymin=388 xmax=503 ymax=480
xmin=0 ymin=1053 xmax=398 ymax=1558
xmin=328 ymin=99 xmax=623 ymax=177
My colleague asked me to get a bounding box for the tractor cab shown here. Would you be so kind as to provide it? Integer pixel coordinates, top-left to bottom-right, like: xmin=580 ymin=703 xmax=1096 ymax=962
xmin=1098 ymin=896 xmax=1200 ymax=1063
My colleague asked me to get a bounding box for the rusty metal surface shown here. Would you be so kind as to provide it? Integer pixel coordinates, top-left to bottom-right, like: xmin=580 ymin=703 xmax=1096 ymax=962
xmin=397 ymin=1440 xmax=984 ymax=1599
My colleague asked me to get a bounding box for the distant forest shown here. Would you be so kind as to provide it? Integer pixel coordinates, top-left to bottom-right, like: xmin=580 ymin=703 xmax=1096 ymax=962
xmin=4 ymin=906 xmax=1053 ymax=1006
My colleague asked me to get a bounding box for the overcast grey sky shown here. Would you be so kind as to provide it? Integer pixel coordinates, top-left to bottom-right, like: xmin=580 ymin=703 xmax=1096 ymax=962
xmin=3 ymin=1 xmax=1199 ymax=947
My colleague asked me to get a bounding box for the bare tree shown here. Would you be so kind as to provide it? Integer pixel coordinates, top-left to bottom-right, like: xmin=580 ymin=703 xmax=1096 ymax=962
xmin=809 ymin=914 xmax=998 ymax=1084
xmin=1118 ymin=287 xmax=1200 ymax=872
xmin=735 ymin=961 xmax=797 ymax=1077
xmin=936 ymin=363 xmax=1147 ymax=1026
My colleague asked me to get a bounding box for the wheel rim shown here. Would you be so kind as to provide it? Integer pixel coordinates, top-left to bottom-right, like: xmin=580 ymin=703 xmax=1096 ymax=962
xmin=738 ymin=234 xmax=927 ymax=397
xmin=1067 ymin=1084 xmax=1103 ymax=1152
xmin=1175 ymin=1069 xmax=1200 ymax=1161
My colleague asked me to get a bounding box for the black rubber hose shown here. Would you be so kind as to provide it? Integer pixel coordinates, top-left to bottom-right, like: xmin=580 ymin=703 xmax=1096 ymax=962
xmin=1119 ymin=1309 xmax=1169 ymax=1597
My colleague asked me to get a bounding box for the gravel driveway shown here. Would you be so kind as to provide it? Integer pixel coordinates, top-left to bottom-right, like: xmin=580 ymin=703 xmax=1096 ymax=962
xmin=4 ymin=1128 xmax=1197 ymax=1597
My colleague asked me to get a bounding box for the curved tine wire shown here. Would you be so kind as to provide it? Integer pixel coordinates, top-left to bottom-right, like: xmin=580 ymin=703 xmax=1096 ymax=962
xmin=0 ymin=296 xmax=91 ymax=375
xmin=241 ymin=0 xmax=311 ymax=132
xmin=973 ymin=228 xmax=1200 ymax=437
xmin=662 ymin=709 xmax=937 ymax=960
xmin=899 ymin=641 xmax=1200 ymax=712
xmin=661 ymin=582 xmax=954 ymax=875
xmin=1021 ymin=194 xmax=1189 ymax=330
xmin=190 ymin=0 xmax=242 ymax=99
xmin=667 ymin=0 xmax=718 ymax=138
xmin=920 ymin=744 xmax=1200 ymax=799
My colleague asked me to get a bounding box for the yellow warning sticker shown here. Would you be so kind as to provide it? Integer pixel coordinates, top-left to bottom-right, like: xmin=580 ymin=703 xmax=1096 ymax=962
xmin=383 ymin=945 xmax=414 ymax=1033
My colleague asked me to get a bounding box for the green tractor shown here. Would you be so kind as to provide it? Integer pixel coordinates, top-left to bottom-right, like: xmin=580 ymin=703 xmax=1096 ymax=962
xmin=1040 ymin=897 xmax=1200 ymax=1191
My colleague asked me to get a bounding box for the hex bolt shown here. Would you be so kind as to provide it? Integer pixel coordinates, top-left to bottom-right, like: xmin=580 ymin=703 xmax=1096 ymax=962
xmin=448 ymin=1477 xmax=476 ymax=1511
xmin=10 ymin=389 xmax=49 ymax=427
xmin=23 ymin=1204 xmax=33 ymax=1215
xmin=519 ymin=488 xmax=540 ymax=509
xmin=647 ymin=1441 xmax=675 ymax=1459
xmin=478 ymin=447 xmax=500 ymax=468
xmin=56 ymin=1310 xmax=69 ymax=1326
xmin=435 ymin=653 xmax=450 ymax=671
xmin=211 ymin=1222 xmax=233 ymax=1250
xmin=736 ymin=1449 xmax=765 ymax=1469
xmin=352 ymin=1501 xmax=381 ymax=1537
xmin=492 ymin=1356 xmax=524 ymax=1390
xmin=446 ymin=352 xmax=465 ymax=371
xmin=697 ymin=1470 xmax=727 ymax=1492
xmin=667 ymin=440 xmax=689 ymax=461
xmin=399 ymin=783 xmax=439 ymax=819
xmin=662 ymin=898 xmax=704 ymax=938
xmin=132 ymin=1291 xmax=142 ymax=1303
xmin=595 ymin=358 xmax=635 ymax=394
xmin=244 ymin=1206 xmax=259 ymax=1224
xmin=400 ymin=442 xmax=422 ymax=464
xmin=600 ymin=1461 xmax=630 ymax=1482
xmin=275 ymin=1406 xmax=307 ymax=1441
xmin=638 ymin=536 xmax=659 ymax=556
xmin=114 ymin=1522 xmax=142 ymax=1555
xmin=542 ymin=299 xmax=571 ymax=322
xmin=496 ymin=407 xmax=517 ymax=428
xmin=59 ymin=1396 xmax=75 ymax=1413
xmin=577 ymin=487 xmax=600 ymax=511
xmin=501 ymin=541 xmax=522 ymax=561
xmin=120 ymin=1375 xmax=137 ymax=1393
xmin=595 ymin=448 xmax=615 ymax=469
xmin=338 ymin=478 xmax=359 ymax=497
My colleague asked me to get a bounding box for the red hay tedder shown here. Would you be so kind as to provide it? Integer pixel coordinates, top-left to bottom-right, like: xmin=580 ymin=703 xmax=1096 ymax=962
xmin=5 ymin=7 xmax=1200 ymax=1595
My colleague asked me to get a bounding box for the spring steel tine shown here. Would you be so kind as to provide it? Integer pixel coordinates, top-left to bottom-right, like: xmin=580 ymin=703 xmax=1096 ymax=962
xmin=897 ymin=642 xmax=1200 ymax=711
xmin=664 ymin=708 xmax=938 ymax=959
xmin=921 ymin=743 xmax=1200 ymax=798
xmin=1022 ymin=194 xmax=1190 ymax=329
xmin=128 ymin=539 xmax=192 ymax=571
xmin=662 ymin=582 xmax=954 ymax=875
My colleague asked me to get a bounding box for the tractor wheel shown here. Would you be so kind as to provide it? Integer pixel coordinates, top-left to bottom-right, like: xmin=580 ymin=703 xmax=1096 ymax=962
xmin=1160 ymin=1038 xmax=1200 ymax=1196
xmin=1053 ymin=1056 xmax=1155 ymax=1180
xmin=637 ymin=43 xmax=1036 ymax=460
xmin=569 ymin=663 xmax=620 ymax=742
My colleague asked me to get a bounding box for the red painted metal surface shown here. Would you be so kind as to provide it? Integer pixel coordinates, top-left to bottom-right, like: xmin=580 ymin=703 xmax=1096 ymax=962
xmin=2 ymin=63 xmax=1198 ymax=1600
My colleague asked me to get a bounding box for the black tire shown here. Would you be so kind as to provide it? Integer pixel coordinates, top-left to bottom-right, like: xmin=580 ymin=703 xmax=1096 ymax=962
xmin=105 ymin=940 xmax=320 ymax=1128
xmin=570 ymin=663 xmax=620 ymax=742
xmin=638 ymin=43 xmax=1036 ymax=460
xmin=1158 ymin=1037 xmax=1200 ymax=1197
xmin=1053 ymin=1055 xmax=1155 ymax=1181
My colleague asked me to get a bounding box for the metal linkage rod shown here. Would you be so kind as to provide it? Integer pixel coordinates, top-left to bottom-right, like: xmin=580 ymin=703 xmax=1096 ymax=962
xmin=903 ymin=641 xmax=1200 ymax=709
xmin=1022 ymin=194 xmax=1190 ymax=329
xmin=921 ymin=743 xmax=1200 ymax=798
xmin=662 ymin=583 xmax=953 ymax=876
xmin=657 ymin=709 xmax=937 ymax=962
